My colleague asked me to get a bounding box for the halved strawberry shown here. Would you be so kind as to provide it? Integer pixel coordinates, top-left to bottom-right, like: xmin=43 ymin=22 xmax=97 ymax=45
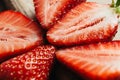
xmin=56 ymin=41 xmax=120 ymax=80
xmin=0 ymin=45 xmax=55 ymax=80
xmin=34 ymin=0 xmax=86 ymax=29
xmin=47 ymin=2 xmax=118 ymax=47
xmin=0 ymin=10 xmax=43 ymax=62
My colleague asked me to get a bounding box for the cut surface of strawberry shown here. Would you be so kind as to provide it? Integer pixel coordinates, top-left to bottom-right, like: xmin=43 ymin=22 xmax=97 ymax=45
xmin=34 ymin=0 xmax=86 ymax=29
xmin=0 ymin=45 xmax=55 ymax=80
xmin=47 ymin=2 xmax=118 ymax=47
xmin=0 ymin=10 xmax=43 ymax=62
xmin=56 ymin=41 xmax=120 ymax=80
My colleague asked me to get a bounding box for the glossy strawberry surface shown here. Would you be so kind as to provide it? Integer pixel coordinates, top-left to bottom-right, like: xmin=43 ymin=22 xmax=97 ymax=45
xmin=0 ymin=45 xmax=55 ymax=80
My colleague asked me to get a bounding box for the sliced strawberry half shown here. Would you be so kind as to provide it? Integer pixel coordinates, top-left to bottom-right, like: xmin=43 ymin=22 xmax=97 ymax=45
xmin=0 ymin=10 xmax=43 ymax=62
xmin=34 ymin=0 xmax=86 ymax=29
xmin=47 ymin=2 xmax=118 ymax=47
xmin=56 ymin=41 xmax=120 ymax=80
xmin=0 ymin=45 xmax=55 ymax=80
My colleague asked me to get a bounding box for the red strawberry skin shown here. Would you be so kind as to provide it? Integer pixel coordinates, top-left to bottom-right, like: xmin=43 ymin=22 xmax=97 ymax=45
xmin=0 ymin=10 xmax=43 ymax=62
xmin=0 ymin=45 xmax=55 ymax=80
xmin=56 ymin=41 xmax=120 ymax=80
xmin=34 ymin=0 xmax=86 ymax=29
xmin=47 ymin=2 xmax=118 ymax=47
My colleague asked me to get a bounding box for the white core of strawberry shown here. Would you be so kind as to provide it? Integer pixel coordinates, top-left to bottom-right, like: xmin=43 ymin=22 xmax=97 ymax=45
xmin=44 ymin=0 xmax=60 ymax=25
xmin=47 ymin=4 xmax=118 ymax=43
xmin=57 ymin=48 xmax=120 ymax=75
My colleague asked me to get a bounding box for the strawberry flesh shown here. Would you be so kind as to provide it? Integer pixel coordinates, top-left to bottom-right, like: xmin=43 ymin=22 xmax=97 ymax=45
xmin=56 ymin=41 xmax=120 ymax=80
xmin=0 ymin=10 xmax=43 ymax=62
xmin=0 ymin=45 xmax=55 ymax=80
xmin=34 ymin=0 xmax=86 ymax=29
xmin=47 ymin=2 xmax=118 ymax=47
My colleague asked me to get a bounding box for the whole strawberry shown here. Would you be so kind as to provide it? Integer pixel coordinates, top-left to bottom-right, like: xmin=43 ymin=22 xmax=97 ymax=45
xmin=0 ymin=45 xmax=55 ymax=80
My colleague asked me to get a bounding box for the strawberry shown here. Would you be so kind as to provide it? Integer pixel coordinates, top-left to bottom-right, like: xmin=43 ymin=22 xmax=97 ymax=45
xmin=56 ymin=41 xmax=120 ymax=80
xmin=0 ymin=10 xmax=43 ymax=62
xmin=34 ymin=0 xmax=86 ymax=29
xmin=47 ymin=2 xmax=118 ymax=47
xmin=0 ymin=45 xmax=55 ymax=80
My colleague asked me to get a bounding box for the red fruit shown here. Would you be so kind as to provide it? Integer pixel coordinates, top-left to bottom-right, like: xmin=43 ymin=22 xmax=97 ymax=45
xmin=56 ymin=41 xmax=120 ymax=80
xmin=47 ymin=2 xmax=118 ymax=47
xmin=34 ymin=0 xmax=86 ymax=29
xmin=0 ymin=45 xmax=55 ymax=80
xmin=0 ymin=10 xmax=43 ymax=62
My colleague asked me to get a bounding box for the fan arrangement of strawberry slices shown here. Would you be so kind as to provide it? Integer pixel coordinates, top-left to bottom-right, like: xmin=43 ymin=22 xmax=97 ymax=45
xmin=1 ymin=0 xmax=120 ymax=80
